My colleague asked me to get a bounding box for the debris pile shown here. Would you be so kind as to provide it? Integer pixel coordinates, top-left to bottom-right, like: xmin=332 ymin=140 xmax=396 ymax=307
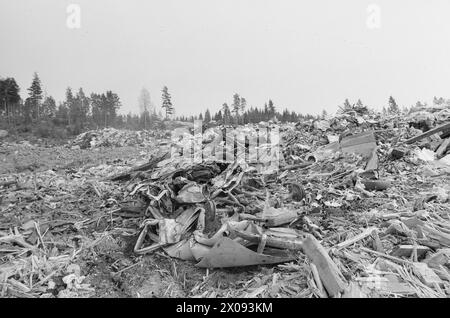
xmin=69 ymin=128 xmax=164 ymax=149
xmin=0 ymin=165 xmax=131 ymax=298
xmin=108 ymin=109 xmax=450 ymax=297
xmin=1 ymin=107 xmax=450 ymax=298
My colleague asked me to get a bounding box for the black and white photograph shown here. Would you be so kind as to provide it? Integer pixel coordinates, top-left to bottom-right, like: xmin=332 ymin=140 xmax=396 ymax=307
xmin=1 ymin=0 xmax=450 ymax=302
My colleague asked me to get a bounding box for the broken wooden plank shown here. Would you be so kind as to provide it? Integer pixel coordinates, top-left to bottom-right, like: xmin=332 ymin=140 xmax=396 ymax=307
xmin=391 ymin=245 xmax=430 ymax=259
xmin=424 ymin=248 xmax=450 ymax=268
xmin=334 ymin=227 xmax=377 ymax=250
xmin=434 ymin=265 xmax=450 ymax=282
xmin=405 ymin=122 xmax=450 ymax=145
xmin=412 ymin=262 xmax=443 ymax=287
xmin=355 ymin=276 xmax=417 ymax=295
xmin=302 ymin=234 xmax=347 ymax=297
xmin=310 ymin=263 xmax=327 ymax=298
xmin=371 ymin=230 xmax=385 ymax=253
xmin=360 ymin=247 xmax=413 ymax=265
xmin=436 ymin=137 xmax=450 ymax=158
xmin=421 ymin=225 xmax=450 ymax=247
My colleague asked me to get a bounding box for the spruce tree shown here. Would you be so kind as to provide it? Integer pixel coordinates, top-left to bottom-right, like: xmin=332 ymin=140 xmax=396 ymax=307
xmin=222 ymin=103 xmax=231 ymax=124
xmin=268 ymin=100 xmax=275 ymax=117
xmin=161 ymin=86 xmax=174 ymax=118
xmin=41 ymin=96 xmax=56 ymax=118
xmin=240 ymin=97 xmax=247 ymax=114
xmin=204 ymin=109 xmax=211 ymax=122
xmin=27 ymin=72 xmax=43 ymax=120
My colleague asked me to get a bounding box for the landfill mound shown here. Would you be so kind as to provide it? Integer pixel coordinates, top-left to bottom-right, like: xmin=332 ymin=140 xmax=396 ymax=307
xmin=68 ymin=128 xmax=166 ymax=149
xmin=1 ymin=108 xmax=450 ymax=298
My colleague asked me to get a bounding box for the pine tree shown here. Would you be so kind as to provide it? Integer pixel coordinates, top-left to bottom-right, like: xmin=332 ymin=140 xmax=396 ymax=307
xmin=204 ymin=109 xmax=211 ymax=122
xmin=215 ymin=110 xmax=223 ymax=122
xmin=222 ymin=103 xmax=231 ymax=124
xmin=65 ymin=88 xmax=90 ymax=132
xmin=65 ymin=87 xmax=75 ymax=126
xmin=0 ymin=77 xmax=20 ymax=121
xmin=232 ymin=93 xmax=241 ymax=118
xmin=27 ymin=72 xmax=43 ymax=120
xmin=343 ymin=99 xmax=352 ymax=110
xmin=268 ymin=99 xmax=275 ymax=117
xmin=105 ymin=90 xmax=121 ymax=126
xmin=77 ymin=88 xmax=90 ymax=122
xmin=66 ymin=88 xmax=90 ymax=133
xmin=89 ymin=91 xmax=121 ymax=128
xmin=263 ymin=103 xmax=269 ymax=120
xmin=388 ymin=96 xmax=399 ymax=113
xmin=55 ymin=102 xmax=69 ymax=126
xmin=240 ymin=97 xmax=247 ymax=114
xmin=161 ymin=86 xmax=174 ymax=118
xmin=67 ymin=88 xmax=83 ymax=133
xmin=41 ymin=96 xmax=56 ymax=118
xmin=90 ymin=93 xmax=103 ymax=127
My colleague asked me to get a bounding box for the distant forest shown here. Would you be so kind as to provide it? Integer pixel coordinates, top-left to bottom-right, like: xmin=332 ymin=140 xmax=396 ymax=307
xmin=1 ymin=72 xmax=443 ymax=139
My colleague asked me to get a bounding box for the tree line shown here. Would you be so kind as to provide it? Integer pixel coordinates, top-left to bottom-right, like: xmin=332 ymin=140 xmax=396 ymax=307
xmin=173 ymin=93 xmax=316 ymax=125
xmin=0 ymin=72 xmax=122 ymax=135
xmin=0 ymin=73 xmax=175 ymax=137
xmin=172 ymin=93 xmax=424 ymax=125
xmin=2 ymin=72 xmax=445 ymax=138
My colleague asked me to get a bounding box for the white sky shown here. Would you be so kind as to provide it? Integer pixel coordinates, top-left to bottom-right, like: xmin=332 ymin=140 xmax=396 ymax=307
xmin=1 ymin=0 xmax=450 ymax=116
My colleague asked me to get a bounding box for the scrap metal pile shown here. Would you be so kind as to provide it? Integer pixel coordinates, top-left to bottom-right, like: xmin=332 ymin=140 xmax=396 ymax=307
xmin=1 ymin=106 xmax=450 ymax=298
xmin=109 ymin=106 xmax=450 ymax=297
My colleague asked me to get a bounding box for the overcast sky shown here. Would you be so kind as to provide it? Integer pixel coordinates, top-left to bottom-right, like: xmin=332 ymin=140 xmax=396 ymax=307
xmin=1 ymin=0 xmax=450 ymax=116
